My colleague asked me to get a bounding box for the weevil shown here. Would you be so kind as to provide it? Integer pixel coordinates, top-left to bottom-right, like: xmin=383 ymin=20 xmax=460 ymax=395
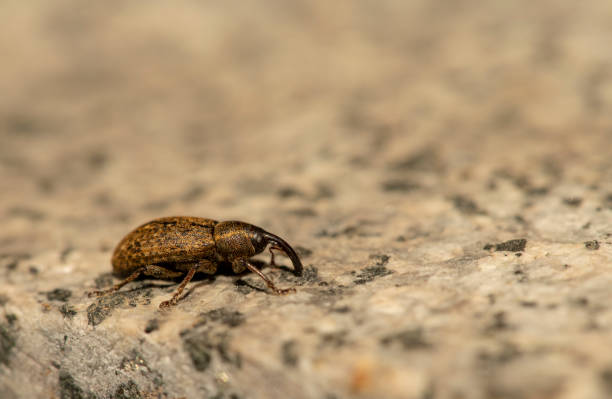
xmin=89 ymin=217 xmax=303 ymax=308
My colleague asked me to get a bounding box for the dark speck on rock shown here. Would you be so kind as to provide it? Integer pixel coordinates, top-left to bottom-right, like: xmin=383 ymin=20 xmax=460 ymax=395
xmin=526 ymin=186 xmax=549 ymax=196
xmin=381 ymin=179 xmax=420 ymax=192
xmin=315 ymin=229 xmax=331 ymax=238
xmin=199 ymin=308 xmax=245 ymax=328
xmin=6 ymin=260 xmax=18 ymax=271
xmin=0 ymin=323 xmax=17 ymax=365
xmin=316 ymin=220 xmax=380 ymax=238
xmin=119 ymin=350 xmax=163 ymax=388
xmin=509 ymin=174 xmax=530 ymax=189
xmin=390 ymin=148 xmax=442 ymax=172
xmin=87 ymin=294 xmax=126 ymax=326
xmin=8 ymin=206 xmax=46 ymax=221
xmin=215 ymin=334 xmax=242 ymax=368
xmin=600 ymin=366 xmax=612 ymax=394
xmin=180 ymin=185 xmax=205 ymax=202
xmin=38 ymin=177 xmax=55 ymax=193
xmin=5 ymin=314 xmax=17 ymax=325
xmin=87 ymin=150 xmax=108 ymax=170
xmin=317 ymin=286 xmax=345 ymax=298
xmin=59 ymin=304 xmax=77 ymax=319
xmin=380 ymin=328 xmax=430 ymax=350
xmin=570 ymin=297 xmax=589 ymax=307
xmin=281 ymin=340 xmax=299 ymax=367
xmin=484 ymin=239 xmax=527 ymax=252
xmin=46 ymin=288 xmax=72 ymax=302
xmin=300 ymin=266 xmax=319 ymax=284
xmin=145 ymin=319 xmax=159 ymax=334
xmin=87 ymin=290 xmax=151 ymax=326
xmin=181 ymin=328 xmax=241 ymax=372
xmin=294 ymin=246 xmax=313 ymax=258
xmin=319 ymin=330 xmax=348 ymax=349
xmin=452 ymin=195 xmax=486 ymax=215
xmin=314 ymin=183 xmax=335 ymax=200
xmin=58 ymin=371 xmax=97 ymax=399
xmin=354 ymin=256 xmax=392 ymax=285
xmin=113 ymin=380 xmax=141 ymax=399
xmin=2 ymin=253 xmax=31 ymax=271
xmin=485 ymin=311 xmax=512 ymax=332
xmin=60 ymin=246 xmax=74 ymax=262
xmin=563 ymin=197 xmax=583 ymax=207
xmin=277 ymin=186 xmax=304 ymax=198
xmin=182 ymin=334 xmax=212 ymax=372
xmin=354 ymin=266 xmax=393 ymax=284
xmin=514 ymin=215 xmax=527 ymax=224
xmin=585 ymin=240 xmax=600 ymax=250
xmin=144 ymin=319 xmax=159 ymax=333
xmin=477 ymin=342 xmax=521 ymax=365
xmin=369 ymin=254 xmax=390 ymax=266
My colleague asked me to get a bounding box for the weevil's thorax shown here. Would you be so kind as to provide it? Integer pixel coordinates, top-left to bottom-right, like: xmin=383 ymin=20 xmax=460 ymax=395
xmin=213 ymin=221 xmax=267 ymax=261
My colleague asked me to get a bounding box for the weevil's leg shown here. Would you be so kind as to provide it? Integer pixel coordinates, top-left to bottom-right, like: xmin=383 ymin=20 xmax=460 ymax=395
xmin=142 ymin=265 xmax=184 ymax=279
xmin=88 ymin=266 xmax=147 ymax=297
xmin=88 ymin=265 xmax=184 ymax=297
xmin=159 ymin=263 xmax=199 ymax=309
xmin=268 ymin=244 xmax=284 ymax=266
xmin=241 ymin=259 xmax=296 ymax=295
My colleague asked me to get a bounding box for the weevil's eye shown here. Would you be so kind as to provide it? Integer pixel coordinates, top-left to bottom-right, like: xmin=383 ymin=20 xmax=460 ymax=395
xmin=251 ymin=232 xmax=266 ymax=253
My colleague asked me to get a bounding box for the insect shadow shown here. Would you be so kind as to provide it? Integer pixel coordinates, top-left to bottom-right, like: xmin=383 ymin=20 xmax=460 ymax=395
xmin=131 ymin=259 xmax=291 ymax=299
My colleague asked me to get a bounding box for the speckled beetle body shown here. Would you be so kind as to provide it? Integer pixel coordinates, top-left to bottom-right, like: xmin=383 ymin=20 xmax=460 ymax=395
xmin=90 ymin=216 xmax=303 ymax=308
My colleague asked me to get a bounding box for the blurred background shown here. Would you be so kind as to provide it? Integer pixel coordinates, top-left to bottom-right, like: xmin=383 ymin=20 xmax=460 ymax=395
xmin=2 ymin=0 xmax=611 ymax=244
xmin=2 ymin=0 xmax=610 ymax=255
xmin=1 ymin=1 xmax=612 ymax=398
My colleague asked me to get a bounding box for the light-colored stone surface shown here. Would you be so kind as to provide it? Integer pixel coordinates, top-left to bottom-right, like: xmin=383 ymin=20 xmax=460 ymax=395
xmin=1 ymin=1 xmax=612 ymax=398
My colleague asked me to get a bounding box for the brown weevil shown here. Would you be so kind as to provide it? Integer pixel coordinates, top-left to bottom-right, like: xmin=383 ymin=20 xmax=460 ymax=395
xmin=89 ymin=217 xmax=303 ymax=308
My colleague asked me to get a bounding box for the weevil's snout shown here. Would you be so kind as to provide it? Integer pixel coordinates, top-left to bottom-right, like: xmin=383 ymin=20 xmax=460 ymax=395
xmin=263 ymin=232 xmax=303 ymax=277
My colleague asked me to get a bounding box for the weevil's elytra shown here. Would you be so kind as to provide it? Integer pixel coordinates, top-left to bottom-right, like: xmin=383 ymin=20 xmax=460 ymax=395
xmin=90 ymin=217 xmax=304 ymax=308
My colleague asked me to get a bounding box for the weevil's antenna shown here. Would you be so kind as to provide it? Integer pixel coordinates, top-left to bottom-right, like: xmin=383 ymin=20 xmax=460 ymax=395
xmin=263 ymin=232 xmax=303 ymax=276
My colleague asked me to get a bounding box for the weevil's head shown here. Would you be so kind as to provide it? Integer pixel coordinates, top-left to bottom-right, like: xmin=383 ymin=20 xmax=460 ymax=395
xmin=214 ymin=221 xmax=303 ymax=276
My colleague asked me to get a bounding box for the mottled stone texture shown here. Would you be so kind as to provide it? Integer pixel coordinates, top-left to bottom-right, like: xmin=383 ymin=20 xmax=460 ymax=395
xmin=1 ymin=1 xmax=612 ymax=398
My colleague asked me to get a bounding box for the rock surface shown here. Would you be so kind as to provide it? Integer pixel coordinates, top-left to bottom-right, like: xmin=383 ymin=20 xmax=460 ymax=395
xmin=1 ymin=1 xmax=612 ymax=398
